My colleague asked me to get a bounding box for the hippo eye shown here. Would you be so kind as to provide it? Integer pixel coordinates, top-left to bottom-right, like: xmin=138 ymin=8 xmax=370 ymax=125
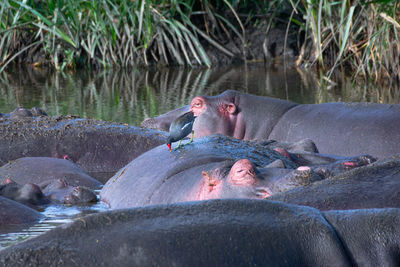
xmin=192 ymin=101 xmax=201 ymax=107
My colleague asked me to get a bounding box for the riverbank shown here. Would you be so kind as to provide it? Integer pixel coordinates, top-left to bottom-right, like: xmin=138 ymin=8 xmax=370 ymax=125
xmin=1 ymin=0 xmax=399 ymax=87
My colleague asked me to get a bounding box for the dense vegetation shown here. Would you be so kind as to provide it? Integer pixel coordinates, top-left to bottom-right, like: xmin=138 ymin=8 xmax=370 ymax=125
xmin=0 ymin=0 xmax=399 ymax=86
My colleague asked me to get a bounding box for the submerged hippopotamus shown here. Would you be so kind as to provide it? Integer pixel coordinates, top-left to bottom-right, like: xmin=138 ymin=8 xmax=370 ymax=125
xmin=0 ymin=108 xmax=166 ymax=182
xmin=0 ymin=196 xmax=42 ymax=229
xmin=270 ymin=155 xmax=400 ymax=210
xmin=0 ymin=177 xmax=97 ymax=206
xmin=142 ymin=90 xmax=400 ymax=158
xmin=0 ymin=157 xmax=99 ymax=205
xmin=100 ymin=135 xmax=373 ymax=209
xmin=0 ymin=179 xmax=49 ymax=207
xmin=0 ymin=107 xmax=47 ymax=120
xmin=40 ymin=178 xmax=97 ymax=205
xmin=0 ymin=157 xmax=102 ymax=188
xmin=1 ymin=199 xmax=400 ymax=266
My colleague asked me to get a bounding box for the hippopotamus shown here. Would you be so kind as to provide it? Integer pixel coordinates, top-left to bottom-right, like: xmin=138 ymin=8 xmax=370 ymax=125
xmin=0 ymin=179 xmax=49 ymax=207
xmin=100 ymin=135 xmax=372 ymax=209
xmin=269 ymin=155 xmax=400 ymax=210
xmin=0 ymin=107 xmax=47 ymax=120
xmin=0 ymin=177 xmax=97 ymax=206
xmin=40 ymin=178 xmax=97 ymax=204
xmin=0 ymin=108 xmax=166 ymax=182
xmin=0 ymin=196 xmax=43 ymax=230
xmin=1 ymin=199 xmax=400 ymax=266
xmin=0 ymin=157 xmax=102 ymax=188
xmin=142 ymin=90 xmax=400 ymax=158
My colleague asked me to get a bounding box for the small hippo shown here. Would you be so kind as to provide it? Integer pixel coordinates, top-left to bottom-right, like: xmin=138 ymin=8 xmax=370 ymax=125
xmin=0 ymin=196 xmax=43 ymax=227
xmin=0 ymin=179 xmax=49 ymax=206
xmin=40 ymin=178 xmax=97 ymax=204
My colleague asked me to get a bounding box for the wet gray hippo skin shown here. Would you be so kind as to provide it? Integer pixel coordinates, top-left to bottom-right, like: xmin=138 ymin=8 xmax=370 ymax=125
xmin=0 ymin=177 xmax=97 ymax=206
xmin=142 ymin=90 xmax=400 ymax=158
xmin=270 ymin=156 xmax=400 ymax=210
xmin=0 ymin=108 xmax=166 ymax=182
xmin=0 ymin=196 xmax=42 ymax=229
xmin=100 ymin=135 xmax=298 ymax=208
xmin=1 ymin=199 xmax=400 ymax=266
xmin=0 ymin=157 xmax=102 ymax=189
xmin=100 ymin=135 xmax=372 ymax=209
xmin=41 ymin=178 xmax=97 ymax=204
xmin=0 ymin=180 xmax=49 ymax=207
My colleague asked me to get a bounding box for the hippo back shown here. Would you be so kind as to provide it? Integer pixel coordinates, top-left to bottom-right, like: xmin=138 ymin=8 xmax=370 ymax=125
xmin=269 ymin=102 xmax=400 ymax=158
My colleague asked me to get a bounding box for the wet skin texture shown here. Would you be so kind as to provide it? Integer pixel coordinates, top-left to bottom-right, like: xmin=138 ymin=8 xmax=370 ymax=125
xmin=0 ymin=108 xmax=166 ymax=183
xmin=0 ymin=177 xmax=97 ymax=206
xmin=1 ymin=199 xmax=400 ymax=266
xmin=100 ymin=135 xmax=298 ymax=209
xmin=0 ymin=157 xmax=102 ymax=189
xmin=269 ymin=155 xmax=400 ymax=210
xmin=40 ymin=178 xmax=97 ymax=204
xmin=101 ymin=135 xmax=373 ymax=209
xmin=0 ymin=157 xmax=99 ymax=205
xmin=0 ymin=180 xmax=49 ymax=207
xmin=142 ymin=90 xmax=400 ymax=158
xmin=0 ymin=196 xmax=43 ymax=226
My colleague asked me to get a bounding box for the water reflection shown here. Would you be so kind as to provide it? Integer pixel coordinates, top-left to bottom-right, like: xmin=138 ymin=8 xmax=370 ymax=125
xmin=0 ymin=196 xmax=109 ymax=250
xmin=1 ymin=64 xmax=398 ymax=126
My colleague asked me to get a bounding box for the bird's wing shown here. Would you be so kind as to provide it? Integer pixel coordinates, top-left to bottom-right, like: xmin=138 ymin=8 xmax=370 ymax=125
xmin=180 ymin=121 xmax=194 ymax=133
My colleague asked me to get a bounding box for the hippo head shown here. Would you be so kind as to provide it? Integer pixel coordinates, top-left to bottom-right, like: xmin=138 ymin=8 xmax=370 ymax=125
xmin=198 ymin=158 xmax=323 ymax=201
xmin=190 ymin=91 xmax=239 ymax=138
xmin=63 ymin=186 xmax=97 ymax=204
xmin=9 ymin=107 xmax=33 ymax=119
xmin=18 ymin=183 xmax=50 ymax=205
xmin=198 ymin=159 xmax=271 ymax=200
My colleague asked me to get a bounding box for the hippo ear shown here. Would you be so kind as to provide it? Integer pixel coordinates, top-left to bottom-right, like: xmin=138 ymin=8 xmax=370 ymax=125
xmin=224 ymin=103 xmax=236 ymax=114
xmin=5 ymin=178 xmax=16 ymax=184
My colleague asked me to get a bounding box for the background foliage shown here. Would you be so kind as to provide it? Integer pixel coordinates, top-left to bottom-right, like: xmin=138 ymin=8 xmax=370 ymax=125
xmin=0 ymin=0 xmax=399 ymax=86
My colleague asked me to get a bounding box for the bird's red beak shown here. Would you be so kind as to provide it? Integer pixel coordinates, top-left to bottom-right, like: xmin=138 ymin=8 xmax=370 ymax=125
xmin=167 ymin=143 xmax=172 ymax=152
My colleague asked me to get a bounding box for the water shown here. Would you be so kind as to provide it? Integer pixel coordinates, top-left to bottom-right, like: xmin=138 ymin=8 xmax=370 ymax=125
xmin=0 ymin=192 xmax=108 ymax=250
xmin=0 ymin=64 xmax=399 ymax=250
xmin=1 ymin=64 xmax=398 ymax=126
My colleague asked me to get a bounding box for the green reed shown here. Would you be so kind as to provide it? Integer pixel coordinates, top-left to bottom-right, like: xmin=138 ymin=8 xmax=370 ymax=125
xmin=0 ymin=0 xmax=255 ymax=71
xmin=293 ymin=0 xmax=399 ymax=84
xmin=1 ymin=0 xmax=398 ymax=87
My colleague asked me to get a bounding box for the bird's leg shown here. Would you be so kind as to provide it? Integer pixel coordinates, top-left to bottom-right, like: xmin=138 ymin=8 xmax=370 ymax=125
xmin=176 ymin=140 xmax=182 ymax=150
xmin=174 ymin=132 xmax=194 ymax=151
xmin=190 ymin=130 xmax=194 ymax=143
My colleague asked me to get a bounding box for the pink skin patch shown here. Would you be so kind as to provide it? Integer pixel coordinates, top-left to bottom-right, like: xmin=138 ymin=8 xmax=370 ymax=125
xmin=228 ymin=159 xmax=256 ymax=186
xmin=273 ymin=148 xmax=291 ymax=159
xmin=63 ymin=155 xmax=69 ymax=160
xmin=190 ymin=97 xmax=206 ymax=116
xmin=197 ymin=171 xmax=222 ymax=200
xmin=343 ymin=161 xmax=358 ymax=167
xmin=297 ymin=166 xmax=311 ymax=172
xmin=255 ymin=187 xmax=271 ymax=198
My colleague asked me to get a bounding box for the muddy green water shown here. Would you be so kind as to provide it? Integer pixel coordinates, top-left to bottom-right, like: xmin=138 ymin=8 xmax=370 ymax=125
xmin=0 ymin=64 xmax=399 ymax=250
xmin=1 ymin=64 xmax=398 ymax=125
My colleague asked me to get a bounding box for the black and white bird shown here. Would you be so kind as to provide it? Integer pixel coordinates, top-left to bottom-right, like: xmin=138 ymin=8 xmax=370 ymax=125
xmin=166 ymin=111 xmax=196 ymax=151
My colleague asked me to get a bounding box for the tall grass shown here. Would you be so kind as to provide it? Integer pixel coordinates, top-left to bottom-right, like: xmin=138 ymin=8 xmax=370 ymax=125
xmin=1 ymin=0 xmax=399 ymax=87
xmin=0 ymin=0 xmax=254 ymax=71
xmin=294 ymin=0 xmax=400 ymax=84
